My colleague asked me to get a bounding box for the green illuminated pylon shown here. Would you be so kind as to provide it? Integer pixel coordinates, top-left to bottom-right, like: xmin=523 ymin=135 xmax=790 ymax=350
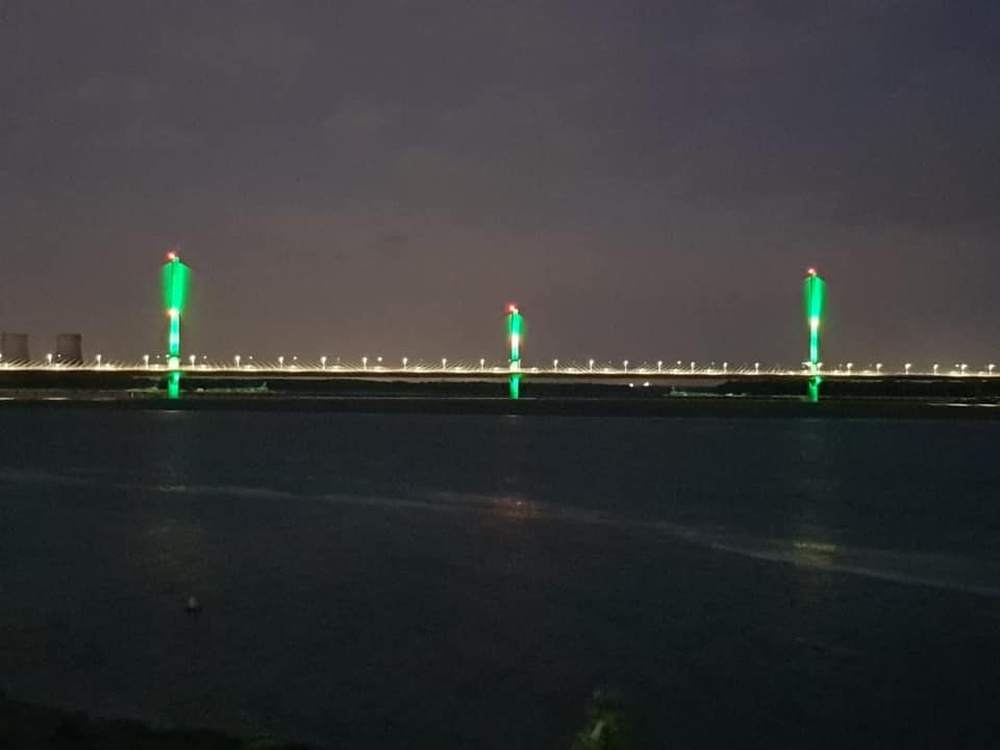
xmin=161 ymin=251 xmax=191 ymax=400
xmin=506 ymin=304 xmax=523 ymax=400
xmin=804 ymin=268 xmax=826 ymax=403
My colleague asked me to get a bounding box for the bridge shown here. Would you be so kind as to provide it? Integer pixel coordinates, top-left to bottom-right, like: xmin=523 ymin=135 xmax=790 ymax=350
xmin=0 ymin=359 xmax=995 ymax=381
xmin=1 ymin=254 xmax=997 ymax=400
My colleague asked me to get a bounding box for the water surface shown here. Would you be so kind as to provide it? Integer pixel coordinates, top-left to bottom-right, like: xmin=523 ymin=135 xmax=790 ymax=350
xmin=1 ymin=409 xmax=999 ymax=747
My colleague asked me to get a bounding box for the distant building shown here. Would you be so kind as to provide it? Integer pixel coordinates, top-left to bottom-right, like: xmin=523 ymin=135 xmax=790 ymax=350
xmin=55 ymin=333 xmax=83 ymax=364
xmin=1 ymin=332 xmax=30 ymax=363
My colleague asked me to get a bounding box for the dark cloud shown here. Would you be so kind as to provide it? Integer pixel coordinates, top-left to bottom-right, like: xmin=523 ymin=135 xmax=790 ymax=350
xmin=1 ymin=0 xmax=998 ymax=366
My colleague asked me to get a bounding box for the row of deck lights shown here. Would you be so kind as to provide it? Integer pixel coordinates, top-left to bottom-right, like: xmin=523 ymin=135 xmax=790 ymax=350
xmin=10 ymin=356 xmax=996 ymax=376
xmin=133 ymin=357 xmax=996 ymax=375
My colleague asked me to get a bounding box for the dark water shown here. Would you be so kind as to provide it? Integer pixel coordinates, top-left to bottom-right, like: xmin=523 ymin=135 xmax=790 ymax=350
xmin=2 ymin=408 xmax=1000 ymax=748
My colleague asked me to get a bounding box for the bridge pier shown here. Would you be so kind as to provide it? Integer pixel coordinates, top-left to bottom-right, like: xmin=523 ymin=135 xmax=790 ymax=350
xmin=506 ymin=304 xmax=524 ymax=400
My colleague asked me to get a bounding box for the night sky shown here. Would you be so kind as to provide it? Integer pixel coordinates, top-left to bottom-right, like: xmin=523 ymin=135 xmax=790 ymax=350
xmin=2 ymin=1 xmax=998 ymax=367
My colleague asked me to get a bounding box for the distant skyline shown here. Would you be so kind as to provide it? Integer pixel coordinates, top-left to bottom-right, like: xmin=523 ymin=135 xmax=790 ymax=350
xmin=2 ymin=1 xmax=998 ymax=366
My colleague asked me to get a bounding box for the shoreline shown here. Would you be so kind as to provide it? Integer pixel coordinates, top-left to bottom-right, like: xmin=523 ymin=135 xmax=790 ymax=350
xmin=1 ymin=393 xmax=999 ymax=419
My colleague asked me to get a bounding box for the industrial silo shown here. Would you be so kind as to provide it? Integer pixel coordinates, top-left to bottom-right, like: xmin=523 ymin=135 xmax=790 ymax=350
xmin=0 ymin=332 xmax=30 ymax=363
xmin=55 ymin=333 xmax=84 ymax=364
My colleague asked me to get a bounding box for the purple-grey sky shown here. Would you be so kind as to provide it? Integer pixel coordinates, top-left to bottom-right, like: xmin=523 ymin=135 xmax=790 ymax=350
xmin=2 ymin=0 xmax=998 ymax=367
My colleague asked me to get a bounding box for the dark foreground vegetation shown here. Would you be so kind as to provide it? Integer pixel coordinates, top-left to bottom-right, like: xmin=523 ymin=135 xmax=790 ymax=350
xmin=0 ymin=692 xmax=626 ymax=749
xmin=0 ymin=693 xmax=310 ymax=750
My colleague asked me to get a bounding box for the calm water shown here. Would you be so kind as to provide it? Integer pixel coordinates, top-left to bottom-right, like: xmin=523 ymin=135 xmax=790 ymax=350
xmin=1 ymin=408 xmax=1000 ymax=748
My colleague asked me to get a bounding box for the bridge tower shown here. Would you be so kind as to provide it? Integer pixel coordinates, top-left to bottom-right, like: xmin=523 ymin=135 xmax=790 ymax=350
xmin=506 ymin=303 xmax=523 ymax=399
xmin=161 ymin=251 xmax=191 ymax=399
xmin=804 ymin=268 xmax=826 ymax=403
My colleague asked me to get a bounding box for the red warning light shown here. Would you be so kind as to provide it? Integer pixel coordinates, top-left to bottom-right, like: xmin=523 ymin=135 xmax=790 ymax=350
xmin=807 ymin=267 xmax=817 ymax=276
xmin=167 ymin=250 xmax=178 ymax=261
xmin=507 ymin=303 xmax=518 ymax=314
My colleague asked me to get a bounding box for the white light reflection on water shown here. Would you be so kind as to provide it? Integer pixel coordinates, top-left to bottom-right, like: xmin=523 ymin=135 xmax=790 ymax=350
xmin=2 ymin=466 xmax=1000 ymax=599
